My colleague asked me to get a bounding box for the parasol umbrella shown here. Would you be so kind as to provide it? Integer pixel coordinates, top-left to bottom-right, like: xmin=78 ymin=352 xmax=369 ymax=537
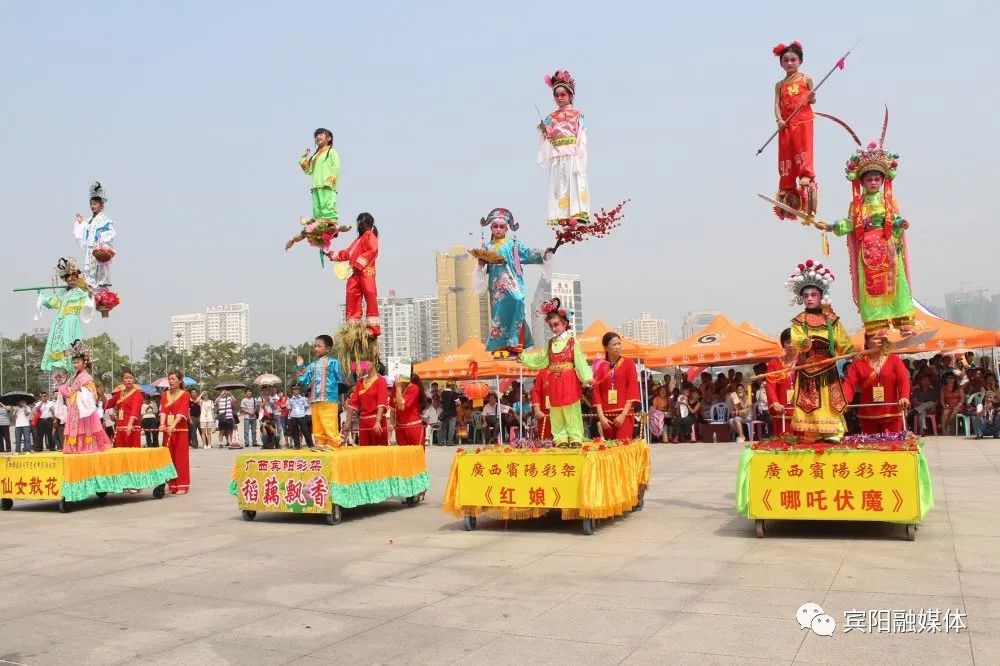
xmin=0 ymin=391 xmax=35 ymax=407
xmin=253 ymin=373 xmax=282 ymax=386
xmin=214 ymin=381 xmax=249 ymax=391
xmin=153 ymin=376 xmax=198 ymax=388
xmin=139 ymin=384 xmax=159 ymax=396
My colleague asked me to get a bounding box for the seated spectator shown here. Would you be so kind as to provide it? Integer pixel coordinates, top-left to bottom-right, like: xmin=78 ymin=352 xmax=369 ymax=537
xmin=909 ymin=373 xmax=940 ymax=434
xmin=672 ymin=384 xmax=696 ymax=443
xmin=422 ymin=396 xmax=442 ymax=445
xmin=940 ymin=372 xmax=964 ymax=435
xmin=727 ymin=384 xmax=751 ymax=442
xmin=984 ymin=372 xmax=999 ymax=401
xmin=751 ymin=380 xmax=773 ymax=437
xmin=973 ymin=397 xmax=999 ymax=439
xmin=650 ymin=385 xmax=670 ymax=443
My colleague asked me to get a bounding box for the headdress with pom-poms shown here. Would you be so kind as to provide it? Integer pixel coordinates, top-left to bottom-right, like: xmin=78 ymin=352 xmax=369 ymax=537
xmin=844 ymin=106 xmax=899 ymax=243
xmin=540 ymin=297 xmax=571 ymax=324
xmin=772 ymin=40 xmax=803 ymax=57
xmin=480 ymin=207 xmax=518 ymax=232
xmin=55 ymin=257 xmax=81 ymax=280
xmin=68 ymin=339 xmax=93 ymax=365
xmin=784 ymin=259 xmax=835 ymax=306
xmin=89 ymin=181 xmax=108 ymax=203
xmin=544 ymin=70 xmax=576 ymax=96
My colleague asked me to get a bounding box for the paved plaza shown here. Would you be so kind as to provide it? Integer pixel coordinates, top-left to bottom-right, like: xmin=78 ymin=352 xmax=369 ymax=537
xmin=0 ymin=439 xmax=997 ymax=665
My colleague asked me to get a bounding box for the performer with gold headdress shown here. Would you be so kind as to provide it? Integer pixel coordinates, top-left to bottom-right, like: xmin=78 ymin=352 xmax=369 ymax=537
xmin=57 ymin=340 xmax=113 ymax=454
xmin=37 ymin=258 xmax=95 ymax=373
xmin=785 ymin=260 xmax=855 ymax=441
xmin=825 ymin=120 xmax=915 ymax=337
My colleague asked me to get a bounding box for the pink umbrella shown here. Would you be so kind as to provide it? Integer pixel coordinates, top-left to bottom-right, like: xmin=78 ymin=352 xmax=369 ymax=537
xmin=152 ymin=377 xmax=170 ymax=389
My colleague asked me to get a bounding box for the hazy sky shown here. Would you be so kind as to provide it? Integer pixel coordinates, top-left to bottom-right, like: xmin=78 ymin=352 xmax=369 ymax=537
xmin=2 ymin=1 xmax=998 ymax=353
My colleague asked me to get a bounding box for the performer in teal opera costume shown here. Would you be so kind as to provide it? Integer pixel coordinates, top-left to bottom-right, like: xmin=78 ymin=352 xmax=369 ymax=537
xmin=37 ymin=258 xmax=95 ymax=373
xmin=472 ymin=208 xmax=554 ymax=358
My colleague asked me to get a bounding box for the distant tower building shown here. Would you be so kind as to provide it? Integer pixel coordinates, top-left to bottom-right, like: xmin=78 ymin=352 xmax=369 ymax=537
xmin=680 ymin=310 xmax=720 ymax=339
xmin=622 ymin=312 xmax=669 ymax=346
xmin=436 ymin=246 xmax=489 ymax=353
xmin=530 ymin=273 xmax=584 ymax=345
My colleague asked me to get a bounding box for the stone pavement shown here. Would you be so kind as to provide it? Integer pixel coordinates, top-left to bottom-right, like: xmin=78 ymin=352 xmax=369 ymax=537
xmin=0 ymin=438 xmax=997 ymax=665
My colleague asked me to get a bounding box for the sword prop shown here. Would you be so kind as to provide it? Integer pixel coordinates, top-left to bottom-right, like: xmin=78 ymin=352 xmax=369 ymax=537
xmin=752 ymin=330 xmax=938 ymax=381
xmin=757 ymin=193 xmax=832 ymax=255
xmin=756 ymin=37 xmax=862 ymax=156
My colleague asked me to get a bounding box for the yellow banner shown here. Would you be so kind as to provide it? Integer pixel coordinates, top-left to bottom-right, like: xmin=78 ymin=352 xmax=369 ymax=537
xmin=456 ymin=453 xmax=583 ymax=509
xmin=1 ymin=454 xmax=64 ymax=500
xmin=748 ymin=450 xmax=920 ymax=522
xmin=234 ymin=451 xmax=333 ymax=514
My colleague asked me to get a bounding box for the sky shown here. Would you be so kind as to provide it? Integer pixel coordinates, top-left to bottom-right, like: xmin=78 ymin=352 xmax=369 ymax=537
xmin=2 ymin=1 xmax=998 ymax=353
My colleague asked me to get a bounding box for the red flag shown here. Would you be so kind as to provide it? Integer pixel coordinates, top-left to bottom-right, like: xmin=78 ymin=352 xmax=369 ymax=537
xmin=836 ymin=57 xmax=846 ymax=70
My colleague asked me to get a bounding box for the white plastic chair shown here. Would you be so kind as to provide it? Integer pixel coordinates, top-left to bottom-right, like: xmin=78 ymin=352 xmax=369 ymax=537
xmin=709 ymin=403 xmax=729 ymax=424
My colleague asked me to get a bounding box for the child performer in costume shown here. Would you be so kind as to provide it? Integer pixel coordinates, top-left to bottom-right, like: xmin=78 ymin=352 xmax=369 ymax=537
xmin=764 ymin=328 xmax=797 ymax=435
xmin=841 ymin=335 xmax=911 ymax=433
xmin=294 ymin=335 xmax=345 ymax=447
xmin=825 ymin=134 xmax=915 ymax=337
xmin=73 ymin=182 xmax=116 ymax=290
xmin=393 ymin=372 xmax=426 ymax=445
xmin=531 ymin=368 xmax=553 ymax=440
xmin=592 ymin=332 xmax=641 ymax=442
xmin=299 ymin=128 xmax=341 ymax=227
xmin=159 ymin=370 xmax=191 ymax=494
xmin=331 ymin=213 xmax=381 ymax=358
xmin=785 ymin=260 xmax=855 ymax=441
xmin=773 ymin=42 xmax=817 ymax=220
xmin=539 ymin=70 xmax=590 ymax=228
xmin=521 ymin=298 xmax=593 ymax=446
xmin=474 ymin=208 xmax=553 ymax=357
xmin=58 ymin=340 xmax=112 ymax=454
xmin=343 ymin=362 xmax=389 ymax=446
xmin=106 ymin=369 xmax=143 ymax=447
xmin=38 ymin=258 xmax=95 ymax=373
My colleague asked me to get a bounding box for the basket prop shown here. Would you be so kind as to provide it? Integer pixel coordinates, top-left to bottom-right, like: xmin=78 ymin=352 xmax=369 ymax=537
xmin=94 ymin=290 xmax=120 ymax=318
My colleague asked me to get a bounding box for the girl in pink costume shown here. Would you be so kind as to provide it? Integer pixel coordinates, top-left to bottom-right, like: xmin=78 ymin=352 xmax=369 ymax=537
xmin=58 ymin=340 xmax=112 ymax=454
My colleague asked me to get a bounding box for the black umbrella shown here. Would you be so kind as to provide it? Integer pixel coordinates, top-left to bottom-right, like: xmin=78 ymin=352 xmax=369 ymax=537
xmin=0 ymin=391 xmax=35 ymax=406
xmin=214 ymin=381 xmax=249 ymax=391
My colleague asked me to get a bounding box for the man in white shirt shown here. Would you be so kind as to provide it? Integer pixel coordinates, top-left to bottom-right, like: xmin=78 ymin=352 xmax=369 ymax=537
xmin=240 ymin=389 xmax=260 ymax=447
xmin=35 ymin=393 xmax=56 ymax=452
xmin=287 ymin=386 xmax=312 ymax=449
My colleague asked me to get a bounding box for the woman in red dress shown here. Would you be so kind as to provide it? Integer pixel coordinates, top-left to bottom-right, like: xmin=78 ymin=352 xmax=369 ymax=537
xmin=344 ymin=364 xmax=389 ymax=445
xmin=394 ymin=372 xmax=426 ymax=445
xmin=764 ymin=328 xmax=797 ymax=435
xmin=159 ymin=370 xmax=191 ymax=494
xmin=842 ymin=337 xmax=911 ymax=434
xmin=593 ymin=332 xmax=641 ymax=441
xmin=773 ymin=41 xmax=816 ymax=219
xmin=106 ymin=369 xmax=143 ymax=447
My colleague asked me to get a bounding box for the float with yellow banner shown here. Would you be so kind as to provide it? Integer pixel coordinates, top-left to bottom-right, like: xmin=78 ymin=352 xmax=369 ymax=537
xmin=1 ymin=448 xmax=176 ymax=513
xmin=443 ymin=440 xmax=650 ymax=535
xmin=736 ymin=433 xmax=934 ymax=540
xmin=229 ymin=446 xmax=430 ymax=524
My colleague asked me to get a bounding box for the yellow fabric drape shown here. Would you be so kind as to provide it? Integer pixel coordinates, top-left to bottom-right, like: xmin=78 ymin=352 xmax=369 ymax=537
xmin=443 ymin=441 xmax=650 ymax=520
xmin=230 ymin=446 xmax=427 ymax=485
xmin=62 ymin=448 xmax=174 ymax=483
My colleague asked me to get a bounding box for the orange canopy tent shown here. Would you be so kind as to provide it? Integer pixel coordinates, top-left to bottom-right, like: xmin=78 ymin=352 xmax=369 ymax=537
xmin=413 ymin=338 xmax=533 ymax=380
xmin=642 ymin=314 xmax=780 ymax=367
xmin=574 ymin=320 xmax=657 ymax=361
xmin=850 ymin=303 xmax=1000 ymax=352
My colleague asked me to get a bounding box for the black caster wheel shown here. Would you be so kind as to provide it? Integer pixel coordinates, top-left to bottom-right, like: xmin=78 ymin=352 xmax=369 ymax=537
xmin=242 ymin=510 xmax=257 ymax=522
xmin=58 ymin=498 xmax=70 ymax=513
xmin=633 ymin=489 xmax=645 ymax=512
xmin=463 ymin=515 xmax=477 ymax=531
xmin=755 ymin=520 xmax=765 ymax=538
xmin=326 ymin=505 xmax=342 ymax=525
xmin=405 ymin=496 xmax=418 ymax=507
xmin=582 ymin=518 xmax=595 ymax=536
xmin=904 ymin=524 xmax=916 ymax=541
xmin=96 ymin=491 xmax=108 ymax=500
xmin=0 ymin=498 xmax=12 ymax=511
xmin=152 ymin=484 xmax=166 ymax=500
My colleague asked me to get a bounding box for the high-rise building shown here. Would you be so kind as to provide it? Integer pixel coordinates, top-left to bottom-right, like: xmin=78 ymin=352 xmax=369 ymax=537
xmin=170 ymin=314 xmax=207 ymax=351
xmin=680 ymin=310 xmax=720 ymax=339
xmin=622 ymin=312 xmax=669 ymax=346
xmin=530 ymin=273 xmax=584 ymax=345
xmin=436 ymin=246 xmax=489 ymax=353
xmin=206 ymin=303 xmax=250 ymax=347
xmin=170 ymin=303 xmax=249 ymax=350
xmin=377 ymin=290 xmax=440 ymax=362
xmin=945 ymin=287 xmax=996 ymax=329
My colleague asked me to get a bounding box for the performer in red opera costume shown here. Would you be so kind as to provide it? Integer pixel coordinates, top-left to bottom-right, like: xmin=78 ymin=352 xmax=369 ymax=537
xmin=344 ymin=363 xmax=389 ymax=446
xmin=773 ymin=40 xmax=817 ymax=220
xmin=593 ymin=332 xmax=640 ymax=441
xmin=159 ymin=370 xmax=191 ymax=495
xmin=764 ymin=328 xmax=797 ymax=435
xmin=106 ymin=369 xmax=143 ymax=447
xmin=531 ymin=368 xmax=553 ymax=440
xmin=842 ymin=335 xmax=911 ymax=433
xmin=393 ymin=372 xmax=426 ymax=445
xmin=329 ymin=212 xmax=380 ymax=338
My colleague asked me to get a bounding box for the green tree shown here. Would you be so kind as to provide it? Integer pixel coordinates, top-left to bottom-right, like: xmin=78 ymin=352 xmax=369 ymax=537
xmin=85 ymin=333 xmax=132 ymax=390
xmin=139 ymin=342 xmax=173 ymax=385
xmin=0 ymin=334 xmax=48 ymax=395
xmin=188 ymin=340 xmax=242 ymax=387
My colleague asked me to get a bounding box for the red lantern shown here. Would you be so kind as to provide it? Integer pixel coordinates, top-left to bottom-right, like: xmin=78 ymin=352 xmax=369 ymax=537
xmin=461 ymin=382 xmax=491 ymax=400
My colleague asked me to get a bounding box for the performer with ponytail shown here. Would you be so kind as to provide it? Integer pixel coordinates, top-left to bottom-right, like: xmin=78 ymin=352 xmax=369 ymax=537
xmin=330 ymin=212 xmax=382 ymax=368
xmin=825 ymin=121 xmax=915 ymax=337
xmin=539 ymin=70 xmax=590 ymax=228
xmin=592 ymin=332 xmax=640 ymax=442
xmin=772 ymin=42 xmax=817 ymax=220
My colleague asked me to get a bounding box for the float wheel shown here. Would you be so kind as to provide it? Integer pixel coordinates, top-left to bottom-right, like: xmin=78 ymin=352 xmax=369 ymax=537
xmin=326 ymin=504 xmax=342 ymax=525
xmin=58 ymin=498 xmax=70 ymax=513
xmin=242 ymin=510 xmax=256 ymax=522
xmin=152 ymin=484 xmax=166 ymax=499
xmin=463 ymin=515 xmax=477 ymax=531
xmin=755 ymin=520 xmax=766 ymax=538
xmin=904 ymin=524 xmax=916 ymax=541
xmin=0 ymin=498 xmax=12 ymax=511
xmin=582 ymin=518 xmax=595 ymax=536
